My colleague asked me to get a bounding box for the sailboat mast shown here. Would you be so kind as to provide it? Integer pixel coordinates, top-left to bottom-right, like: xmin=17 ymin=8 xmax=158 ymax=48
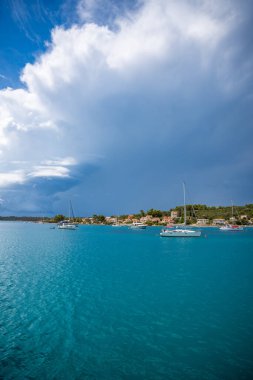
xmin=231 ymin=200 xmax=234 ymax=218
xmin=69 ymin=200 xmax=75 ymax=221
xmin=183 ymin=182 xmax=186 ymax=226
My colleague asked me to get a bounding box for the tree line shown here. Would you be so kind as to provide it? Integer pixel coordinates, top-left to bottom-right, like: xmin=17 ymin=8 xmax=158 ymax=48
xmin=1 ymin=204 xmax=252 ymax=224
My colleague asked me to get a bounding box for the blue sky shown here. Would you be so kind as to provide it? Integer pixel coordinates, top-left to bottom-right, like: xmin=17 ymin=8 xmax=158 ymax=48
xmin=0 ymin=0 xmax=252 ymax=216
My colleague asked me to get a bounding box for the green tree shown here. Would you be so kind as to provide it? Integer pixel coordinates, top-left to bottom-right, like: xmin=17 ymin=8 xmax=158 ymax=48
xmin=93 ymin=214 xmax=106 ymax=223
xmin=147 ymin=208 xmax=163 ymax=217
xmin=53 ymin=214 xmax=65 ymax=223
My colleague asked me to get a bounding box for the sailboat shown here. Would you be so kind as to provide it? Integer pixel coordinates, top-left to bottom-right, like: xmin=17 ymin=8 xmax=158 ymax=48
xmin=58 ymin=201 xmax=77 ymax=230
xmin=130 ymin=222 xmax=147 ymax=229
xmin=219 ymin=202 xmax=243 ymax=231
xmin=112 ymin=217 xmax=122 ymax=227
xmin=160 ymin=183 xmax=201 ymax=237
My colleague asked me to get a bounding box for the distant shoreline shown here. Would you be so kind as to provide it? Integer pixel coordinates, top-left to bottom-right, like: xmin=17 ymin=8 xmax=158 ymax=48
xmin=1 ymin=203 xmax=252 ymax=227
xmin=0 ymin=220 xmax=252 ymax=228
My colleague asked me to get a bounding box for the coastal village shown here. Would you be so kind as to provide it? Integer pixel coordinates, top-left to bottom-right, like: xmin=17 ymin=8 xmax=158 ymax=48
xmin=1 ymin=205 xmax=252 ymax=226
xmin=85 ymin=211 xmax=253 ymax=226
xmin=49 ymin=204 xmax=253 ymax=226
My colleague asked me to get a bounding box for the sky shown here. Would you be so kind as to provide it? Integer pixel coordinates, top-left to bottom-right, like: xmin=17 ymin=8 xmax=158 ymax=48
xmin=0 ymin=0 xmax=252 ymax=216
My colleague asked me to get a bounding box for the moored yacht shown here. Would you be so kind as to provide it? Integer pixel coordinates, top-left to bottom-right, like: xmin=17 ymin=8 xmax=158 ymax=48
xmin=58 ymin=201 xmax=77 ymax=230
xmin=160 ymin=227 xmax=201 ymax=237
xmin=112 ymin=218 xmax=123 ymax=227
xmin=160 ymin=183 xmax=201 ymax=238
xmin=219 ymin=224 xmax=243 ymax=231
xmin=58 ymin=221 xmax=76 ymax=230
xmin=219 ymin=203 xmax=243 ymax=231
xmin=130 ymin=222 xmax=147 ymax=229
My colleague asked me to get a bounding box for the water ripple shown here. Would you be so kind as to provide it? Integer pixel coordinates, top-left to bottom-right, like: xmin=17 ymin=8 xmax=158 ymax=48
xmin=1 ymin=224 xmax=253 ymax=379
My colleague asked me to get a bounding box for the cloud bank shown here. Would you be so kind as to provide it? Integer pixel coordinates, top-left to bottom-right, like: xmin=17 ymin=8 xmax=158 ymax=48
xmin=0 ymin=0 xmax=252 ymax=215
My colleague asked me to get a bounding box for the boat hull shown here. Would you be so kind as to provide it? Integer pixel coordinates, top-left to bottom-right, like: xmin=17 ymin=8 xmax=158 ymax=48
xmin=58 ymin=224 xmax=76 ymax=230
xmin=160 ymin=229 xmax=201 ymax=237
xmin=130 ymin=223 xmax=147 ymax=229
xmin=219 ymin=226 xmax=243 ymax=231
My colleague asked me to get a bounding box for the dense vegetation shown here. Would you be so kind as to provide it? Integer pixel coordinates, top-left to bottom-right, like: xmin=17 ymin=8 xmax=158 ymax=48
xmin=129 ymin=204 xmax=253 ymax=219
xmin=1 ymin=204 xmax=252 ymax=224
xmin=176 ymin=204 xmax=253 ymax=222
xmin=113 ymin=204 xmax=253 ymax=225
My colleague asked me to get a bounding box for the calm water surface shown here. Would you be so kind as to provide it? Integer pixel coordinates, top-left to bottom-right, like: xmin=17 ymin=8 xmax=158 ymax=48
xmin=0 ymin=223 xmax=253 ymax=379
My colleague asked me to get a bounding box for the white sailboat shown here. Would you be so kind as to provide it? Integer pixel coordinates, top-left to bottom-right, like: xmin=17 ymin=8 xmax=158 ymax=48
xmin=58 ymin=222 xmax=76 ymax=230
xmin=58 ymin=201 xmax=77 ymax=230
xmin=112 ymin=217 xmax=123 ymax=227
xmin=220 ymin=225 xmax=243 ymax=231
xmin=219 ymin=202 xmax=243 ymax=231
xmin=130 ymin=222 xmax=147 ymax=229
xmin=160 ymin=183 xmax=201 ymax=237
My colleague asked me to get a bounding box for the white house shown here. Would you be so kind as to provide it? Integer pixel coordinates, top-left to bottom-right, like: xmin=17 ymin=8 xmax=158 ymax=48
xmin=196 ymin=219 xmax=209 ymax=225
xmin=213 ymin=218 xmax=226 ymax=225
xmin=171 ymin=210 xmax=179 ymax=219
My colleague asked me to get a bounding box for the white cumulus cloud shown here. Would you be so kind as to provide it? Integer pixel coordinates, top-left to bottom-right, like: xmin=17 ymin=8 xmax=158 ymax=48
xmin=0 ymin=171 xmax=26 ymax=188
xmin=28 ymin=165 xmax=70 ymax=178
xmin=0 ymin=0 xmax=251 ymax=214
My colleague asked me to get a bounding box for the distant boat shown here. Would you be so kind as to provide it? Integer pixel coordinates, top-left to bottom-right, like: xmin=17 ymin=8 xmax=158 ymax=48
xmin=219 ymin=202 xmax=243 ymax=231
xmin=112 ymin=218 xmax=123 ymax=227
xmin=58 ymin=201 xmax=77 ymax=230
xmin=58 ymin=222 xmax=76 ymax=230
xmin=160 ymin=227 xmax=201 ymax=237
xmin=160 ymin=183 xmax=201 ymax=238
xmin=130 ymin=222 xmax=147 ymax=230
xmin=220 ymin=225 xmax=243 ymax=231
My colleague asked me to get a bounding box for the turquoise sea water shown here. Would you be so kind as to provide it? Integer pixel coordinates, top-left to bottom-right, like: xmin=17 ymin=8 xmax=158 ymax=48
xmin=0 ymin=223 xmax=253 ymax=379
